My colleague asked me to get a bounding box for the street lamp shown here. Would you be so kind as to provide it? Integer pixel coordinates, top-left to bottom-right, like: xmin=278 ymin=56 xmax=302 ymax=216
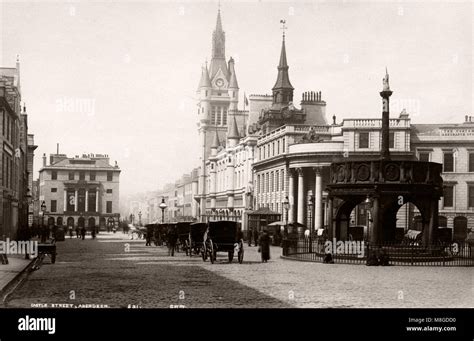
xmin=308 ymin=191 xmax=314 ymax=253
xmin=138 ymin=211 xmax=142 ymax=226
xmin=159 ymin=197 xmax=168 ymax=223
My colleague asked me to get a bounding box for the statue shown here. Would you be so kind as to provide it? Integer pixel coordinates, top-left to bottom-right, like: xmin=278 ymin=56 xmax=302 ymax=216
xmin=382 ymin=67 xmax=390 ymax=91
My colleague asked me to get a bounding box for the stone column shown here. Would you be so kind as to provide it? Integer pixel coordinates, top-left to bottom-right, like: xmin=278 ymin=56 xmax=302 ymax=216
xmin=63 ymin=189 xmax=67 ymax=212
xmin=288 ymin=169 xmax=295 ymax=223
xmin=327 ymin=197 xmax=334 ymax=239
xmin=370 ymin=196 xmax=379 ymax=244
xmin=74 ymin=189 xmax=78 ymax=212
xmin=95 ymin=189 xmax=99 ymax=212
xmin=85 ymin=190 xmax=89 ymax=212
xmin=314 ymin=167 xmax=323 ymax=230
xmin=297 ymin=168 xmax=305 ymax=225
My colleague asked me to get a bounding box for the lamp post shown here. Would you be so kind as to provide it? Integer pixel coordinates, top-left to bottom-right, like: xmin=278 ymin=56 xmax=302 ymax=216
xmin=159 ymin=197 xmax=168 ymax=223
xmin=138 ymin=211 xmax=142 ymax=226
xmin=308 ymin=191 xmax=314 ymax=253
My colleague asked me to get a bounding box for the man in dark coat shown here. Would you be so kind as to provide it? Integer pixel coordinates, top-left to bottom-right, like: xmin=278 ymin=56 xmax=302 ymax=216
xmin=253 ymin=229 xmax=259 ymax=247
xmin=247 ymin=228 xmax=253 ymax=247
xmin=81 ymin=226 xmax=86 ymax=240
xmin=258 ymin=229 xmax=271 ymax=263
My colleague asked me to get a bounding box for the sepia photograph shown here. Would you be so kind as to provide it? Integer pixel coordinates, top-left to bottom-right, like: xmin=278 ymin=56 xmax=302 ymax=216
xmin=0 ymin=0 xmax=473 ymax=338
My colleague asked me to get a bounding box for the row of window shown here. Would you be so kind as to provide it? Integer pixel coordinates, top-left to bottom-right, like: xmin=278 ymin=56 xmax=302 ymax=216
xmin=1 ymin=108 xmax=18 ymax=145
xmin=49 ymin=199 xmax=113 ymax=213
xmin=1 ymin=152 xmax=16 ymax=190
xmin=51 ymin=188 xmax=113 ymax=194
xmin=358 ymin=132 xmax=395 ymax=149
xmin=259 ymin=138 xmax=286 ymax=160
xmin=257 ymin=170 xmax=285 ymax=194
xmin=443 ymin=185 xmax=474 ymax=208
xmin=50 ymin=170 xmax=114 ymax=181
xmin=419 ymin=152 xmax=474 ymax=173
xmin=210 ymin=106 xmax=228 ymax=126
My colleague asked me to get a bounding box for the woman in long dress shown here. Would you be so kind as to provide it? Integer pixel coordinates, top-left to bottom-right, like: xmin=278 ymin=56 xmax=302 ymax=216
xmin=259 ymin=230 xmax=271 ymax=263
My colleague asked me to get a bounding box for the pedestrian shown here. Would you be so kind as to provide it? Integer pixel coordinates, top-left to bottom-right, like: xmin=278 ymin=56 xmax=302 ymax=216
xmin=253 ymin=229 xmax=259 ymax=247
xmin=258 ymin=229 xmax=271 ymax=263
xmin=91 ymin=227 xmax=96 ymax=239
xmin=68 ymin=225 xmax=73 ymax=238
xmin=75 ymin=226 xmax=80 ymax=238
xmin=81 ymin=226 xmax=86 ymax=240
xmin=247 ymin=228 xmax=252 ymax=247
xmin=167 ymin=226 xmax=178 ymax=256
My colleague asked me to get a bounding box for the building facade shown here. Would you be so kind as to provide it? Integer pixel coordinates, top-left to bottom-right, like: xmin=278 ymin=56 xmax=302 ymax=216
xmin=196 ymin=9 xmax=248 ymax=220
xmin=38 ymin=152 xmax=121 ymax=230
xmin=411 ymin=116 xmax=474 ymax=239
xmin=0 ymin=56 xmax=33 ymax=240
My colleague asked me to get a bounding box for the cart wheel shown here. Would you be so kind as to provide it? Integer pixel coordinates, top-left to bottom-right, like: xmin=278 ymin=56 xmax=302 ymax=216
xmin=209 ymin=241 xmax=214 ymax=264
xmin=51 ymin=253 xmax=56 ymax=264
xmin=228 ymin=251 xmax=234 ymax=263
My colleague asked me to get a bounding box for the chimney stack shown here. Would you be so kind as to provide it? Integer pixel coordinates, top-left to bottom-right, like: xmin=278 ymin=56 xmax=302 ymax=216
xmin=43 ymin=153 xmax=47 ymax=167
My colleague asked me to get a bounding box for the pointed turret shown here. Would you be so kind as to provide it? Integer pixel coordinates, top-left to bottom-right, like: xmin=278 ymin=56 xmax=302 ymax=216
xmin=271 ymin=31 xmax=294 ymax=109
xmin=209 ymin=8 xmax=228 ymax=79
xmin=211 ymin=129 xmax=220 ymax=148
xmin=272 ymin=34 xmax=293 ymax=91
xmin=227 ymin=115 xmax=240 ymax=147
xmin=197 ymin=64 xmax=212 ymax=90
xmin=228 ymin=57 xmax=239 ymax=88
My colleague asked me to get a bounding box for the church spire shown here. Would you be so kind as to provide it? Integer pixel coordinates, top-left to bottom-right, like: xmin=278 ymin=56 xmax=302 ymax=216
xmin=209 ymin=7 xmax=228 ymax=79
xmin=228 ymin=114 xmax=240 ymax=140
xmin=271 ymin=21 xmax=294 ymax=108
xmin=272 ymin=26 xmax=293 ymax=91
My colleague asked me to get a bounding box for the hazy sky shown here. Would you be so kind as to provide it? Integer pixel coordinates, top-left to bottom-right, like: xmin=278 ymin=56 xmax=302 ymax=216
xmin=1 ymin=0 xmax=472 ymax=197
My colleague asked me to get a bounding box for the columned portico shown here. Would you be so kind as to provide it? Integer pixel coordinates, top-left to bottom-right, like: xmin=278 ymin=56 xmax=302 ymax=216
xmin=296 ymin=168 xmax=305 ymax=224
xmin=74 ymin=189 xmax=78 ymax=212
xmin=314 ymin=167 xmax=323 ymax=230
xmin=288 ymin=169 xmax=295 ymax=223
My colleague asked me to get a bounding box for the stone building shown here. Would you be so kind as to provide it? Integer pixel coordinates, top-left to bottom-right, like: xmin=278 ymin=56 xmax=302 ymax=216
xmin=38 ymin=152 xmax=121 ymax=230
xmin=0 ymin=56 xmax=33 ymax=239
xmin=196 ymin=8 xmax=248 ymax=220
xmin=411 ymin=115 xmax=474 ymax=239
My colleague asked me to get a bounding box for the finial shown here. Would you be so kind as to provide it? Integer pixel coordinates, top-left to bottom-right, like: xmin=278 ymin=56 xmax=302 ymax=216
xmin=16 ymin=54 xmax=20 ymax=63
xmin=280 ymin=19 xmax=287 ymax=40
xmin=382 ymin=67 xmax=390 ymax=91
xmin=218 ymin=0 xmax=221 ymax=12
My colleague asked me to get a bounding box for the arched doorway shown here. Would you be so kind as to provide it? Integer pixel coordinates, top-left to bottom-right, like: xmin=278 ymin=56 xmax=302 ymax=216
xmin=57 ymin=217 xmax=63 ymax=227
xmin=453 ymin=216 xmax=468 ymax=242
xmin=67 ymin=217 xmax=74 ymax=227
xmin=438 ymin=216 xmax=447 ymax=228
xmin=78 ymin=217 xmax=85 ymax=228
xmin=47 ymin=217 xmax=55 ymax=226
xmin=88 ymin=217 xmax=96 ymax=230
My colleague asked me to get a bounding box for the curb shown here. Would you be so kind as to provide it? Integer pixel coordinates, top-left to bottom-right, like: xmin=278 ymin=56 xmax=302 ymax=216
xmin=0 ymin=258 xmax=37 ymax=306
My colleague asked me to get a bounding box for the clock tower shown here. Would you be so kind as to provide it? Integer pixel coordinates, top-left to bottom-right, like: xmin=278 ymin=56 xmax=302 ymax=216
xmin=196 ymin=8 xmax=240 ymax=220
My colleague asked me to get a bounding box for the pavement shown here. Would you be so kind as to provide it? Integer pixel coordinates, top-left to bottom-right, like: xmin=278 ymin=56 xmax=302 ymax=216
xmin=0 ymin=254 xmax=34 ymax=302
xmin=3 ymin=232 xmax=474 ymax=308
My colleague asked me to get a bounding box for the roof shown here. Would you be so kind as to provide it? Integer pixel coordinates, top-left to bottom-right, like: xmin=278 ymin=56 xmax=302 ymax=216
xmin=227 ymin=114 xmax=240 ymax=139
xmin=197 ymin=65 xmax=212 ymax=90
xmin=248 ymin=207 xmax=281 ymax=215
xmin=41 ymin=157 xmax=120 ymax=171
xmin=272 ymin=36 xmax=294 ymax=90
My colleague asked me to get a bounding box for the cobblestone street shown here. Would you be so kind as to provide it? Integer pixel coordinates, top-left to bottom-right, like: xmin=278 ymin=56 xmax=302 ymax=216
xmin=6 ymin=232 xmax=473 ymax=308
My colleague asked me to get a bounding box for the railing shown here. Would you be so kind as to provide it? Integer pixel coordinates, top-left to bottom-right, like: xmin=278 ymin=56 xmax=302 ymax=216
xmin=343 ymin=118 xmax=410 ymax=129
xmin=281 ymin=237 xmax=474 ymax=266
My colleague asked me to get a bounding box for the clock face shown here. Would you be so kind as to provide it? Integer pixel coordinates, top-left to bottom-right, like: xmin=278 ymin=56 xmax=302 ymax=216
xmin=216 ymin=78 xmax=224 ymax=87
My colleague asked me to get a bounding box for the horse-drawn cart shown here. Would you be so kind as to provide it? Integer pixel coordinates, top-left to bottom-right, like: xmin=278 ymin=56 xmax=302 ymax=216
xmin=189 ymin=222 xmax=208 ymax=259
xmin=205 ymin=221 xmax=244 ymax=264
xmin=35 ymin=239 xmax=57 ymax=267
